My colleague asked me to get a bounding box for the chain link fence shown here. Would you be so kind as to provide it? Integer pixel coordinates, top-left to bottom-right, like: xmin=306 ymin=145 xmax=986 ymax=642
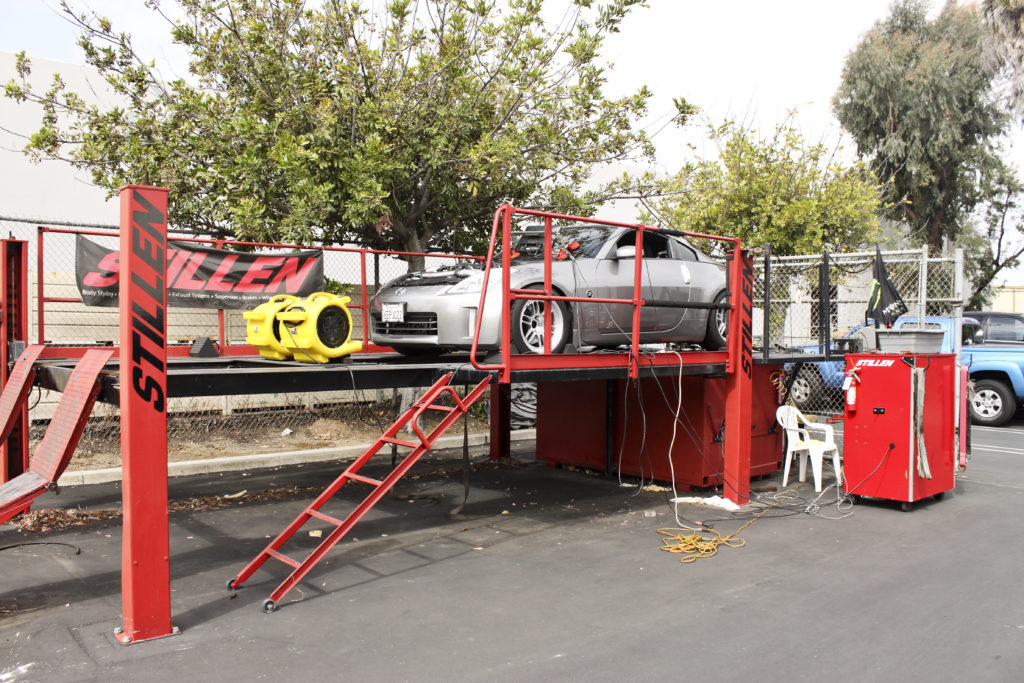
xmin=755 ymin=248 xmax=964 ymax=417
xmin=4 ymin=219 xmax=480 ymax=467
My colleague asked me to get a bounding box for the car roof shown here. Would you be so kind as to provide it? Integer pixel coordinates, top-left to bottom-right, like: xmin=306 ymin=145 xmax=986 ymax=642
xmin=964 ymin=311 xmax=1024 ymax=321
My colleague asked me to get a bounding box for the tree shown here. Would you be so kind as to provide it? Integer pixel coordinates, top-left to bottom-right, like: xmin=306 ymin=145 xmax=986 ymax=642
xmin=648 ymin=119 xmax=883 ymax=256
xmin=962 ymin=159 xmax=1024 ymax=309
xmin=833 ymin=0 xmax=1008 ymax=253
xmin=983 ymin=0 xmax=1024 ymax=120
xmin=5 ymin=0 xmax=653 ymax=271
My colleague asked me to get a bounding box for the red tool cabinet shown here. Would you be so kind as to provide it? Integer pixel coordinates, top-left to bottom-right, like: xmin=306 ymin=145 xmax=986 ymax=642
xmin=843 ymin=353 xmax=956 ymax=509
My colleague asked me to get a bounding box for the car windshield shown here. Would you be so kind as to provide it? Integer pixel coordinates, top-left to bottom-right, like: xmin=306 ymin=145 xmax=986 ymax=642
xmin=509 ymin=224 xmax=615 ymax=261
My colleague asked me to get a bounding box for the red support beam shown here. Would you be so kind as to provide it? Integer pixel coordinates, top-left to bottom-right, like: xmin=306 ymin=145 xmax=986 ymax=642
xmin=117 ymin=185 xmax=175 ymax=644
xmin=489 ymin=382 xmax=512 ymax=460
xmin=723 ymin=246 xmax=755 ymax=505
xmin=0 ymin=240 xmax=30 ymax=482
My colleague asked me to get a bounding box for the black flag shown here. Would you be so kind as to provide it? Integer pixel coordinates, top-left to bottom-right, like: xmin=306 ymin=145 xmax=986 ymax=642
xmin=866 ymin=245 xmax=908 ymax=325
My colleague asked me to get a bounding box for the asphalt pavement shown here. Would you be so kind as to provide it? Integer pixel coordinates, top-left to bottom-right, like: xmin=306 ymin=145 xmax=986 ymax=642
xmin=1 ymin=423 xmax=1022 ymax=682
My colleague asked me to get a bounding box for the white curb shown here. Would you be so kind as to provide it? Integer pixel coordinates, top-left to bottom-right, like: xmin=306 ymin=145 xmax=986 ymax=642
xmin=57 ymin=429 xmax=537 ymax=487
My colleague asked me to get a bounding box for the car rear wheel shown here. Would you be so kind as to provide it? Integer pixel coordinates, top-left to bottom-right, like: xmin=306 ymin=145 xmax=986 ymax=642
xmin=702 ymin=291 xmax=729 ymax=350
xmin=510 ymin=286 xmax=570 ymax=354
xmin=789 ymin=368 xmax=824 ymax=411
xmin=970 ymin=379 xmax=1016 ymax=427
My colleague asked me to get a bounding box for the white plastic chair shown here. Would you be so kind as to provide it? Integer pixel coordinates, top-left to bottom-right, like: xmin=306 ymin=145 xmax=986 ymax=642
xmin=776 ymin=405 xmax=841 ymax=493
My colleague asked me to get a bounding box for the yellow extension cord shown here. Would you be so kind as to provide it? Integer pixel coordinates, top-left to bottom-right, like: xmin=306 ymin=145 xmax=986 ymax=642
xmin=656 ymin=488 xmax=798 ymax=563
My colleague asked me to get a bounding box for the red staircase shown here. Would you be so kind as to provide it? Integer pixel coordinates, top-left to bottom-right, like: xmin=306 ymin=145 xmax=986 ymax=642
xmin=0 ymin=348 xmax=114 ymax=524
xmin=229 ymin=373 xmax=492 ymax=612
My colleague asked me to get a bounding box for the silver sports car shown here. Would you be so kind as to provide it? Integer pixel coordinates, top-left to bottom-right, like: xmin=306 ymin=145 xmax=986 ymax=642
xmin=369 ymin=224 xmax=729 ymax=355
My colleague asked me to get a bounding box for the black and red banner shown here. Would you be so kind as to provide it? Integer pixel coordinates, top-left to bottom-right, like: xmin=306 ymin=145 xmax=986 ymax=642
xmin=76 ymin=235 xmax=325 ymax=309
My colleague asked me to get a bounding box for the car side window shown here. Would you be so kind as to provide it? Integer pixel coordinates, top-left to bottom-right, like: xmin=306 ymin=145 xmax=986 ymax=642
xmin=670 ymin=239 xmax=698 ymax=262
xmin=615 ymin=231 xmax=673 ymax=259
xmin=987 ymin=316 xmax=1024 ymax=341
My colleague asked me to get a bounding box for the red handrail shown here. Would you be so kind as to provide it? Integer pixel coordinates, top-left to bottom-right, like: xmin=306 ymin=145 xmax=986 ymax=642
xmin=469 ymin=205 xmax=740 ymax=383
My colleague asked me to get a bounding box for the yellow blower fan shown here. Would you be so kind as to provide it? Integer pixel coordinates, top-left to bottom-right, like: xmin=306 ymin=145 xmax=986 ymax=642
xmin=243 ymin=294 xmax=298 ymax=360
xmin=277 ymin=292 xmax=363 ymax=363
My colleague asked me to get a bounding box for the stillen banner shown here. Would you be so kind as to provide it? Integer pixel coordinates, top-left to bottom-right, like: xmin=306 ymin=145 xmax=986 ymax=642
xmin=76 ymin=235 xmax=325 ymax=309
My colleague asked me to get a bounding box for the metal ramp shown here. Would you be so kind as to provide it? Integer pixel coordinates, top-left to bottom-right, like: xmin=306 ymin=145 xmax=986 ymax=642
xmin=0 ymin=349 xmax=114 ymax=524
xmin=0 ymin=345 xmax=44 ymax=447
xmin=229 ymin=372 xmax=492 ymax=612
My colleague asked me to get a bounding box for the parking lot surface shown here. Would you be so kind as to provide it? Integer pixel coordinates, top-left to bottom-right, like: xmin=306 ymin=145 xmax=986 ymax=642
xmin=2 ymin=427 xmax=1022 ymax=682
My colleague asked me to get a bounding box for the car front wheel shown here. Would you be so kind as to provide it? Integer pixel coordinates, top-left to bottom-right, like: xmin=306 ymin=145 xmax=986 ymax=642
xmin=702 ymin=291 xmax=729 ymax=350
xmin=510 ymin=286 xmax=570 ymax=354
xmin=970 ymin=379 xmax=1016 ymax=427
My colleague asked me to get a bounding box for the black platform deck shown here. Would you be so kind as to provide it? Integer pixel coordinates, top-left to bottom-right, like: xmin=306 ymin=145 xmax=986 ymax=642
xmin=28 ymin=349 xmax=839 ymax=405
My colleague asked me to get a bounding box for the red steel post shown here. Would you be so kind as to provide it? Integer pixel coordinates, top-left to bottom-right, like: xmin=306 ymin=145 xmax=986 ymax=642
xmin=499 ymin=207 xmax=513 ymax=384
xmin=117 ymin=185 xmax=174 ymax=644
xmin=360 ymin=251 xmax=369 ymax=346
xmin=629 ymin=227 xmax=644 ymax=378
xmin=0 ymin=240 xmax=30 ymax=482
xmin=543 ymin=216 xmax=552 ymax=355
xmin=722 ymin=246 xmax=754 ymax=505
xmin=36 ymin=227 xmax=45 ymax=345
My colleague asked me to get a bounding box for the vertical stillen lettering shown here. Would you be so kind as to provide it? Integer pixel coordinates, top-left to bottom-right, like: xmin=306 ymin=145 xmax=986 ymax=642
xmin=129 ymin=190 xmax=167 ymax=410
xmin=740 ymin=257 xmax=754 ymax=378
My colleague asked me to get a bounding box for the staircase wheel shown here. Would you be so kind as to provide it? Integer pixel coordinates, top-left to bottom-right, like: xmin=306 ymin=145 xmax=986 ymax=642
xmin=226 ymin=578 xmax=237 ymax=591
xmin=262 ymin=599 xmax=278 ymax=613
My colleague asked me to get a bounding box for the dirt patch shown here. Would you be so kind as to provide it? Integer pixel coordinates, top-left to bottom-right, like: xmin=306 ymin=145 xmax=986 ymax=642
xmin=38 ymin=401 xmax=490 ymax=473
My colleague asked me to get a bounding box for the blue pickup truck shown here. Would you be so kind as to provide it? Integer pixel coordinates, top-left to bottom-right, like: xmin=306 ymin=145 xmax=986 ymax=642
xmin=789 ymin=316 xmax=1024 ymax=426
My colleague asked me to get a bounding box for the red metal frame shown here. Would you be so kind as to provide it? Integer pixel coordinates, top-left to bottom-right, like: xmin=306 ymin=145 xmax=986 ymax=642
xmin=468 ymin=205 xmax=752 ymax=503
xmin=117 ymin=186 xmax=174 ymax=644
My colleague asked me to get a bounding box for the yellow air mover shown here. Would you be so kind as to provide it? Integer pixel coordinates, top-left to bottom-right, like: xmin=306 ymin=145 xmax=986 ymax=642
xmin=243 ymin=294 xmax=298 ymax=360
xmin=277 ymin=292 xmax=363 ymax=363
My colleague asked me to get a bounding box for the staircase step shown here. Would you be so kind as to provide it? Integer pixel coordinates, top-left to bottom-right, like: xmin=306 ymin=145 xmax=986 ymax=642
xmin=345 ymin=473 xmax=383 ymax=487
xmin=307 ymin=509 xmax=343 ymax=526
xmin=380 ymin=436 xmax=420 ymax=448
xmin=266 ymin=549 xmax=301 ymax=569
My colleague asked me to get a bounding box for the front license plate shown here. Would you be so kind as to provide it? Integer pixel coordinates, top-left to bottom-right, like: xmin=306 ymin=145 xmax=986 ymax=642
xmin=381 ymin=303 xmax=405 ymax=323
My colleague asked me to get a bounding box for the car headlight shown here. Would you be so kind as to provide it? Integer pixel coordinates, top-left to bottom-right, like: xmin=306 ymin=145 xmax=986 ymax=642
xmin=447 ymin=270 xmax=510 ymax=294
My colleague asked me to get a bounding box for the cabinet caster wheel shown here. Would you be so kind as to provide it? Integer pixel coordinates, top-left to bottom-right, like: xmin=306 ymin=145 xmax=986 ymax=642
xmin=262 ymin=599 xmax=277 ymax=614
xmin=900 ymin=501 xmax=912 ymax=512
xmin=226 ymin=578 xmax=237 ymax=591
xmin=933 ymin=491 xmax=946 ymax=501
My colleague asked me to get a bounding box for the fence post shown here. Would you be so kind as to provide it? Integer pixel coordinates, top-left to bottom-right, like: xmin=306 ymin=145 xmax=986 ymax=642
xmin=762 ymin=246 xmax=771 ymax=362
xmin=820 ymin=253 xmax=831 ymax=360
xmin=918 ymin=245 xmax=929 ymax=319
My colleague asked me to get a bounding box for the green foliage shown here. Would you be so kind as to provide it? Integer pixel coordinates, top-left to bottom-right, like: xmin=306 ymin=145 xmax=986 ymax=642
xmin=833 ymin=0 xmax=1008 ymax=252
xmin=5 ymin=0 xmax=654 ymax=270
xmin=648 ymin=119 xmax=882 ymax=256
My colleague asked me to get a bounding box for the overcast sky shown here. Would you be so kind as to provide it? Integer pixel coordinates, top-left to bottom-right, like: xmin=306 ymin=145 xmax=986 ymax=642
xmin=1 ymin=0 xmax=903 ymax=170
xmin=2 ymin=0 xmax=1022 ymax=284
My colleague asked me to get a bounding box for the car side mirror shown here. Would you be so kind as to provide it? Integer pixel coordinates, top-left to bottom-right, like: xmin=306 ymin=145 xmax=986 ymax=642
xmin=615 ymin=245 xmax=636 ymax=259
